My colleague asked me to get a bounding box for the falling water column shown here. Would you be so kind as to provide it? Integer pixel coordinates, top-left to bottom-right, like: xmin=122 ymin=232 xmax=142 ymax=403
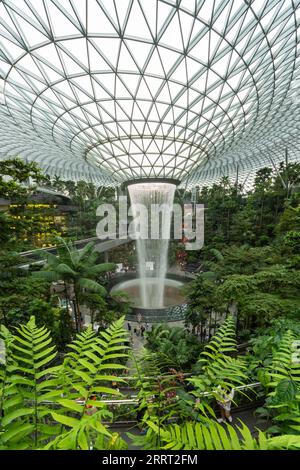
xmin=128 ymin=181 xmax=176 ymax=309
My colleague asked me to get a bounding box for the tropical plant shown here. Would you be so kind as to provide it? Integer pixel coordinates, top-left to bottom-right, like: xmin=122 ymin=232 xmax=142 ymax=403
xmin=217 ymin=267 xmax=300 ymax=331
xmin=0 ymin=316 xmax=129 ymax=450
xmin=189 ymin=316 xmax=249 ymax=399
xmin=144 ymin=324 xmax=202 ymax=370
xmin=257 ymin=330 xmax=300 ymax=435
xmin=130 ymin=351 xmax=195 ymax=449
xmin=0 ymin=158 xmax=48 ymax=248
xmin=134 ymin=419 xmax=300 ymax=450
xmin=185 ymin=275 xmax=220 ymax=340
xmin=33 ymin=238 xmax=115 ymax=331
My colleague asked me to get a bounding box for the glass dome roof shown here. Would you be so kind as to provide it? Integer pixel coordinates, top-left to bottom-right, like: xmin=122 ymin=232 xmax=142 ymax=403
xmin=0 ymin=0 xmax=299 ymax=187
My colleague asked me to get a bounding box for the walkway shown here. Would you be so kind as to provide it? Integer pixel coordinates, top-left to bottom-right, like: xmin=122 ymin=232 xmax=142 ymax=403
xmin=126 ymin=319 xmax=185 ymax=374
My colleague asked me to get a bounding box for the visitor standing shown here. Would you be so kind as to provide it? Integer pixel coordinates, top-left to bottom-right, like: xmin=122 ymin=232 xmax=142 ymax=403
xmin=140 ymin=324 xmax=145 ymax=338
xmin=127 ymin=322 xmax=132 ymax=332
xmin=216 ymin=386 xmax=234 ymax=423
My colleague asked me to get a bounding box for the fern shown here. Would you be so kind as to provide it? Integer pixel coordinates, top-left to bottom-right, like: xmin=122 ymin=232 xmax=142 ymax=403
xmin=0 ymin=317 xmax=59 ymax=449
xmin=138 ymin=419 xmax=300 ymax=450
xmin=129 ymin=350 xmax=193 ymax=450
xmin=135 ymin=419 xmax=260 ymax=450
xmin=259 ymin=330 xmax=300 ymax=435
xmin=48 ymin=316 xmax=129 ymax=449
xmin=263 ymin=434 xmax=300 ymax=450
xmin=0 ymin=316 xmax=130 ymax=450
xmin=189 ymin=316 xmax=249 ymax=397
xmin=266 ymin=330 xmax=300 ymax=388
xmin=0 ymin=325 xmax=15 ymax=421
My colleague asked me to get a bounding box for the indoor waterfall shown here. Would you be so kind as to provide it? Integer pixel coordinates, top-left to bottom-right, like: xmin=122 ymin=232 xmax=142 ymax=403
xmin=128 ymin=181 xmax=176 ymax=309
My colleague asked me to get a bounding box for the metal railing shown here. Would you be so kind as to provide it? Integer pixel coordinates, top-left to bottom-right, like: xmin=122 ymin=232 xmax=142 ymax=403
xmin=41 ymin=382 xmax=263 ymax=407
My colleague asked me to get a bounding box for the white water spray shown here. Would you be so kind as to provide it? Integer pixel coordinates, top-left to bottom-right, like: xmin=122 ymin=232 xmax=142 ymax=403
xmin=128 ymin=182 xmax=176 ymax=308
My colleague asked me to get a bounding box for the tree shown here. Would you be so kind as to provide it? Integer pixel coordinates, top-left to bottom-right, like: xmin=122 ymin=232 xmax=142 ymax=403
xmin=0 ymin=158 xmax=48 ymax=248
xmin=79 ymin=291 xmax=125 ymax=330
xmin=185 ymin=275 xmax=220 ymax=341
xmin=217 ymin=267 xmax=300 ymax=331
xmin=0 ymin=157 xmax=46 ymax=194
xmin=33 ymin=238 xmax=115 ymax=332
xmin=276 ymin=205 xmax=300 ymax=234
xmin=0 ymin=264 xmax=52 ymax=327
xmin=273 ymin=161 xmax=300 ymax=199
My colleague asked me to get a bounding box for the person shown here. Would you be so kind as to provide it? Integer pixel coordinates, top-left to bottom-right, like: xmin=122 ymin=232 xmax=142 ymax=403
xmin=127 ymin=322 xmax=132 ymax=332
xmin=140 ymin=324 xmax=145 ymax=338
xmin=216 ymin=386 xmax=234 ymax=423
xmin=193 ymin=397 xmax=202 ymax=422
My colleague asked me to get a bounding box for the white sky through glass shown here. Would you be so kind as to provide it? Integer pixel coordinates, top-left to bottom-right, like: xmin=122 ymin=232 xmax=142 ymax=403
xmin=0 ymin=0 xmax=299 ymax=187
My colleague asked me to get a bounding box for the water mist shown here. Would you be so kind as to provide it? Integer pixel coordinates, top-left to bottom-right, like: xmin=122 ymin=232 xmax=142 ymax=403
xmin=128 ymin=181 xmax=176 ymax=309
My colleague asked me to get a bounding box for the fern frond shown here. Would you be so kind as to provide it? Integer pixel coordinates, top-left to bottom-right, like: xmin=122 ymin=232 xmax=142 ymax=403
xmin=260 ymin=330 xmax=300 ymax=434
xmin=50 ymin=316 xmax=129 ymax=449
xmin=188 ymin=316 xmax=249 ymax=397
xmin=135 ymin=419 xmax=260 ymax=450
xmin=0 ymin=317 xmax=58 ymax=449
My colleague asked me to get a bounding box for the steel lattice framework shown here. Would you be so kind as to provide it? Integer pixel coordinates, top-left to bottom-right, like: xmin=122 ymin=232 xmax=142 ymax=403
xmin=0 ymin=0 xmax=299 ymax=188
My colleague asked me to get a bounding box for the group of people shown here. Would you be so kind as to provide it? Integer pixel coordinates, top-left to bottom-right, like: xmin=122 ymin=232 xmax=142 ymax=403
xmin=120 ymin=263 xmax=130 ymax=273
xmin=127 ymin=321 xmax=150 ymax=338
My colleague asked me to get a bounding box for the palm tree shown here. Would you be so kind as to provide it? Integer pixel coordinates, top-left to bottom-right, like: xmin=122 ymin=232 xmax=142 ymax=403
xmin=33 ymin=237 xmax=115 ymax=332
xmin=51 ymin=175 xmax=65 ymax=192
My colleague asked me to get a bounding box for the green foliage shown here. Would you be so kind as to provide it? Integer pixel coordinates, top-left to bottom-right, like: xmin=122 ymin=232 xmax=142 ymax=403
xmin=133 ymin=416 xmax=300 ymax=451
xmin=256 ymin=330 xmax=300 ymax=435
xmin=217 ymin=267 xmax=300 ymax=329
xmin=0 ymin=316 xmax=129 ymax=450
xmin=107 ymin=290 xmax=133 ymax=319
xmin=263 ymin=434 xmax=300 ymax=450
xmin=131 ymin=351 xmax=196 ymax=450
xmin=0 ymin=160 xmax=299 ymax=451
xmin=144 ymin=324 xmax=202 ymax=370
xmin=276 ymin=205 xmax=300 ymax=234
xmin=33 ymin=237 xmax=115 ymax=331
xmin=0 ymin=158 xmax=46 ymax=187
xmin=185 ymin=274 xmax=220 ymax=340
xmin=197 ymin=161 xmax=300 ymax=250
xmin=47 ymin=177 xmax=117 ymax=239
xmin=0 ymin=158 xmax=49 ymax=248
xmin=0 ymin=265 xmax=54 ymax=322
xmin=249 ymin=318 xmax=300 ymax=368
xmin=189 ymin=316 xmax=249 ymax=395
xmin=0 ymin=317 xmax=58 ymax=449
xmin=0 ymin=259 xmax=73 ymax=351
xmin=136 ymin=419 xmax=261 ymax=450
xmin=283 ymin=231 xmax=300 ymax=253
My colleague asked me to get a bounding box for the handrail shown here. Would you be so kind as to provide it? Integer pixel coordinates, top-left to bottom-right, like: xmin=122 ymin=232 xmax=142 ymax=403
xmin=40 ymin=382 xmax=263 ymax=407
xmin=19 ymin=235 xmax=115 ymax=257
